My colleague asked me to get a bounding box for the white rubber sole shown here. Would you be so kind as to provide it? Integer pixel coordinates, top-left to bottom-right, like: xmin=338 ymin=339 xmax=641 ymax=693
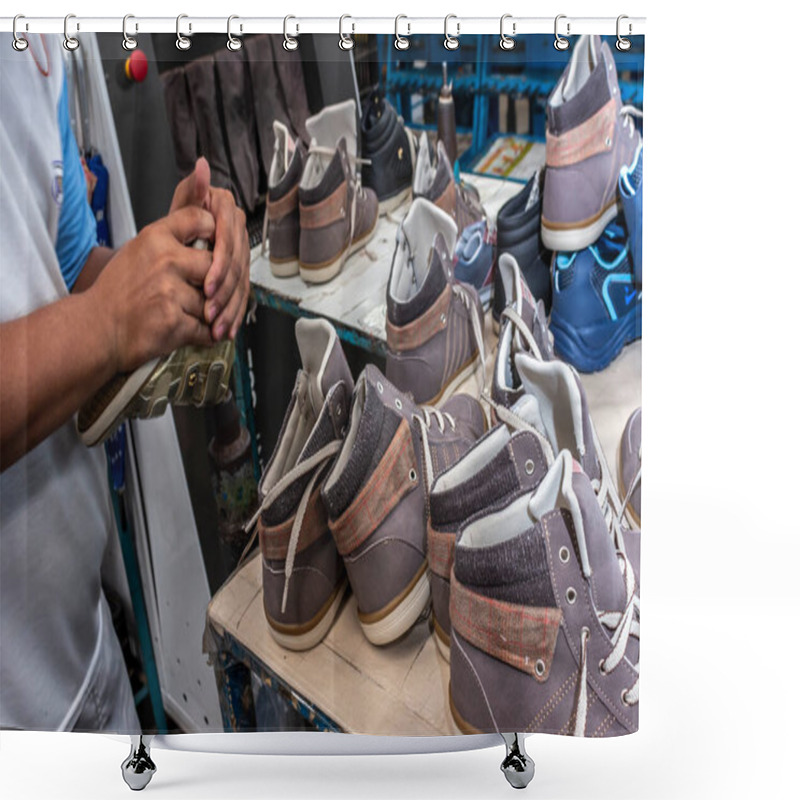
xmin=299 ymin=218 xmax=378 ymax=285
xmin=541 ymin=199 xmax=621 ymax=252
xmin=359 ymin=568 xmax=431 ymax=646
xmin=78 ymin=357 xmax=159 ymax=447
xmin=433 ymin=621 xmax=451 ymax=663
xmin=270 ymin=257 xmax=300 ymax=278
xmin=378 ymin=186 xmax=412 ymax=216
xmin=267 ymin=581 xmax=348 ymax=652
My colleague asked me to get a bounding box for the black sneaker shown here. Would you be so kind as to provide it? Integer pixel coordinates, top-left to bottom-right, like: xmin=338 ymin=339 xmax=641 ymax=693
xmin=493 ymin=170 xmax=552 ymax=327
xmin=361 ymin=94 xmax=416 ymax=216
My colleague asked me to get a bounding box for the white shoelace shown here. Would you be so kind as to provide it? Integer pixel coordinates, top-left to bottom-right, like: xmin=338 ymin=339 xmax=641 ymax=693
xmin=452 ymin=282 xmax=486 ymax=394
xmin=573 ymin=551 xmax=639 ymax=736
xmin=620 ymin=446 xmax=641 ymax=523
xmin=501 ymin=305 xmax=545 ymax=361
xmin=240 ymin=438 xmax=343 ymax=613
xmin=619 ymin=104 xmax=643 ymax=139
xmin=411 ymin=406 xmax=457 ymax=491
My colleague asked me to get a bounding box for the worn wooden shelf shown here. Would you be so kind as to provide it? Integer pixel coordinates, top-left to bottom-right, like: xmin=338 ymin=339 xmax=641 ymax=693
xmin=249 ymin=172 xmax=538 ymax=356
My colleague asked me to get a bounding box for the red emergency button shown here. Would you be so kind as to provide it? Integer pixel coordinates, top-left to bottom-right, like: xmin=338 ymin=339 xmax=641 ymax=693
xmin=125 ymin=49 xmax=148 ymax=83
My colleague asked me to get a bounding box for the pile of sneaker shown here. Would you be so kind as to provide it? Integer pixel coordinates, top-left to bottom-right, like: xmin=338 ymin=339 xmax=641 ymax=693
xmin=428 ymin=285 xmax=640 ymax=737
xmin=265 ymin=96 xmax=419 ymax=285
xmin=253 ymin=318 xmax=485 ymax=649
xmin=540 ymin=34 xmax=643 ymax=372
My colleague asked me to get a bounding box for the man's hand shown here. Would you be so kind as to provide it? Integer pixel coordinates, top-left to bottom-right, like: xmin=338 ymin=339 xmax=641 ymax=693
xmin=170 ymin=158 xmax=250 ymax=342
xmin=89 ymin=205 xmax=217 ymax=374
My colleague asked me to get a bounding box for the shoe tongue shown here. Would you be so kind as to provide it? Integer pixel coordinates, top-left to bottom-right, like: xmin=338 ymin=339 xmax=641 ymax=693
xmin=513 ymin=355 xmax=600 ymax=481
xmin=306 ymin=98 xmax=357 ymax=160
xmin=529 ymin=452 xmax=626 ymax=614
xmin=295 ymin=318 xmax=354 ymax=418
xmin=402 ymin=197 xmax=458 ymax=268
xmin=523 ymin=172 xmax=541 ymax=213
xmin=270 ymin=121 xmax=294 ymax=185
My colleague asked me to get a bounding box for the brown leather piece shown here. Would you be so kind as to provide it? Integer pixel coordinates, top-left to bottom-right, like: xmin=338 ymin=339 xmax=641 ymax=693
xmin=450 ymin=574 xmax=562 ymax=680
xmin=258 ymin=485 xmax=329 ymax=560
xmin=386 ymin=288 xmax=452 ymax=353
xmin=329 ymin=418 xmax=418 ymax=556
xmin=268 ymin=184 xmax=299 ymax=221
xmin=300 ymin=182 xmax=349 ymax=230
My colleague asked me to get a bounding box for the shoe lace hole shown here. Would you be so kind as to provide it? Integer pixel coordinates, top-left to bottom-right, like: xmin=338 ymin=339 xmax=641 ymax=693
xmin=605 ymin=137 xmax=612 ymax=147
xmin=409 ymin=468 xmax=417 ymax=482
xmin=377 ymin=381 xmax=384 ymax=393
xmin=599 ymin=659 xmax=607 ymax=675
xmin=440 ymin=313 xmax=447 ymax=325
xmin=534 ymin=659 xmax=546 ymax=677
xmin=566 ymin=587 xmax=577 ymax=604
xmin=559 ymin=546 xmax=570 ymax=563
xmin=621 ymin=689 xmax=633 ymax=707
xmin=395 ymin=398 xmax=403 ymax=410
xmin=524 ymin=459 xmax=535 ymax=475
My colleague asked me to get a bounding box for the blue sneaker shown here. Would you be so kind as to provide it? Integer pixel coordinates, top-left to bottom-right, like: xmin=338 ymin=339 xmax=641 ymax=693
xmin=619 ymin=143 xmax=643 ymax=285
xmin=550 ymin=221 xmax=641 ymax=373
xmin=453 ymin=219 xmax=496 ymax=310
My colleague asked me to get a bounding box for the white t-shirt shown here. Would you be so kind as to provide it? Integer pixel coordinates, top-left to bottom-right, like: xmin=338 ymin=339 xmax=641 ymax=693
xmin=0 ymin=34 xmax=115 ymax=730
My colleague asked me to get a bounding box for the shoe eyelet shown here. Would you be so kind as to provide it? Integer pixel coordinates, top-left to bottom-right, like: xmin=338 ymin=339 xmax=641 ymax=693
xmin=559 ymin=546 xmax=570 ymax=563
xmin=605 ymin=137 xmax=612 ymax=148
xmin=566 ymin=587 xmax=577 ymax=604
xmin=395 ymin=398 xmax=403 ymax=410
xmin=534 ymin=659 xmax=546 ymax=677
xmin=440 ymin=313 xmax=447 ymax=325
xmin=409 ymin=468 xmax=417 ymax=482
xmin=524 ymin=459 xmax=535 ymax=475
xmin=621 ymin=689 xmax=633 ymax=707
xmin=377 ymin=381 xmax=384 ymax=393
xmin=599 ymin=659 xmax=607 ymax=675
xmin=612 ymin=86 xmax=617 ymax=95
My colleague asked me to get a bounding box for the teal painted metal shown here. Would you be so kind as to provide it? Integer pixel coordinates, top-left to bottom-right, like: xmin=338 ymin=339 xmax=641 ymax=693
xmin=108 ymin=462 xmax=169 ymax=733
xmin=252 ymin=285 xmax=387 ymax=357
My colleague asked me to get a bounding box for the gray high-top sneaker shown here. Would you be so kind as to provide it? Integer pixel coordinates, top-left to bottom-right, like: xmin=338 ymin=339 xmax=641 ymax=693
xmin=541 ymin=35 xmax=642 ymax=252
xmin=427 ymin=426 xmax=550 ymax=661
xmin=321 ymin=365 xmax=485 ymax=646
xmin=449 ymin=449 xmax=639 ymax=736
xmin=255 ymin=318 xmax=353 ymax=650
xmin=491 ymin=253 xmax=555 ymax=413
xmin=264 ymin=121 xmax=306 ymax=277
xmin=298 ymin=99 xmax=379 ymax=284
xmin=386 ymin=197 xmax=486 ymax=406
xmin=619 ymin=407 xmax=641 ymax=528
xmin=413 ymin=132 xmax=484 ymax=236
xmin=510 ymin=353 xmax=639 ymax=586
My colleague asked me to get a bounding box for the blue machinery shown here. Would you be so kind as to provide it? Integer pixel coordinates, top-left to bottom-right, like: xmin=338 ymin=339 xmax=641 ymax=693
xmin=377 ymin=34 xmax=645 ymax=172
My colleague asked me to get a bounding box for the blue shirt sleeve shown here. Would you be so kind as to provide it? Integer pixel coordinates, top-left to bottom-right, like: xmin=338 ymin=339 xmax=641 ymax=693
xmin=56 ymin=73 xmax=98 ymax=291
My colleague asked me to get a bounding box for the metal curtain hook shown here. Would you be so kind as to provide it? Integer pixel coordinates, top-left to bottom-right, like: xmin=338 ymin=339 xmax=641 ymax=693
xmin=12 ymin=14 xmax=29 ymax=51
xmin=394 ymin=15 xmax=410 ymax=50
xmin=500 ymin=14 xmax=516 ymax=50
xmin=122 ymin=15 xmax=137 ymax=51
xmin=227 ymin=15 xmax=242 ymax=51
xmin=339 ymin=15 xmax=354 ymax=51
xmin=554 ymin=14 xmax=570 ymax=51
xmin=283 ymin=16 xmax=298 ymax=51
xmin=616 ymin=15 xmax=632 ymax=51
xmin=444 ymin=14 xmax=459 ymax=51
xmin=176 ymin=14 xmax=192 ymax=51
xmin=63 ymin=14 xmax=79 ymax=51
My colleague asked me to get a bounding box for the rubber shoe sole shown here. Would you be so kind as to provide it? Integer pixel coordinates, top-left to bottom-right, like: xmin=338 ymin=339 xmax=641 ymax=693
xmin=77 ymin=340 xmax=235 ymax=447
xmin=357 ymin=561 xmax=431 ymax=646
